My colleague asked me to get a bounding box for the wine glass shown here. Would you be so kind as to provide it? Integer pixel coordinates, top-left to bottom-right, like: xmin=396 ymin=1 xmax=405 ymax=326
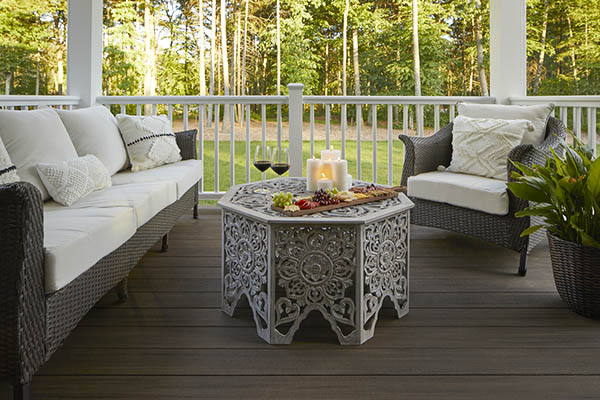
xmin=271 ymin=147 xmax=290 ymax=190
xmin=253 ymin=145 xmax=271 ymax=194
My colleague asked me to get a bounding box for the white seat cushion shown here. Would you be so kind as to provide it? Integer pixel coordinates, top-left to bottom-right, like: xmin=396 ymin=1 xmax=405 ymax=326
xmin=43 ymin=206 xmax=137 ymax=292
xmin=407 ymin=171 xmax=509 ymax=216
xmin=46 ymin=181 xmax=177 ymax=228
xmin=111 ymin=159 xmax=202 ymax=199
xmin=57 ymin=106 xmax=129 ymax=175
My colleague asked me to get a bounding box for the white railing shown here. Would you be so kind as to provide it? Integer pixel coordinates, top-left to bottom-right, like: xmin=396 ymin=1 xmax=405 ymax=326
xmin=0 ymin=95 xmax=80 ymax=109
xmin=1 ymin=90 xmax=597 ymax=200
xmin=509 ymin=96 xmax=599 ymax=155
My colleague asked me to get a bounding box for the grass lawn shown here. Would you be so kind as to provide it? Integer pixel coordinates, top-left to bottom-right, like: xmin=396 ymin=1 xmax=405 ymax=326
xmin=198 ymin=139 xmax=405 ymax=203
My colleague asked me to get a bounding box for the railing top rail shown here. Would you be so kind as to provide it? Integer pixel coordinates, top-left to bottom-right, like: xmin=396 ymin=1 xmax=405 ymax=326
xmin=0 ymin=95 xmax=80 ymax=106
xmin=509 ymin=96 xmax=600 ymax=107
xmin=303 ymin=95 xmax=496 ymax=105
xmin=97 ymin=95 xmax=288 ymax=105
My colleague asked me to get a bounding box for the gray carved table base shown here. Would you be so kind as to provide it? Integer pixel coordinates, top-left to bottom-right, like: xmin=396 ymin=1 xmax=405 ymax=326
xmin=219 ymin=178 xmax=413 ymax=345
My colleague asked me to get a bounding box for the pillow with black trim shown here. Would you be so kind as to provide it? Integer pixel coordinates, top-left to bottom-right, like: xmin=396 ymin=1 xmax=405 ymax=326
xmin=115 ymin=114 xmax=182 ymax=172
xmin=0 ymin=136 xmax=19 ymax=184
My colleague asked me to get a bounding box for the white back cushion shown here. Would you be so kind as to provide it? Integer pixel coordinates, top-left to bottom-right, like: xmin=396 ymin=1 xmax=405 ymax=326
xmin=0 ymin=109 xmax=78 ymax=200
xmin=457 ymin=102 xmax=554 ymax=145
xmin=56 ymin=106 xmax=129 ymax=175
xmin=0 ymin=136 xmax=19 ymax=184
xmin=447 ymin=116 xmax=530 ymax=181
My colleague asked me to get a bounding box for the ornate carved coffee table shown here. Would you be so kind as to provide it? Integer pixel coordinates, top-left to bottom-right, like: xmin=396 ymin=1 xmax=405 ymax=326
xmin=217 ymin=177 xmax=414 ymax=345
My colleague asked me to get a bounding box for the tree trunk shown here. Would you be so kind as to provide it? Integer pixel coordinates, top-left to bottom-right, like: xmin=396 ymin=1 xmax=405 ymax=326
xmin=143 ymin=0 xmax=156 ymax=116
xmin=241 ymin=0 xmax=248 ymax=119
xmin=199 ymin=0 xmax=206 ymax=97
xmin=35 ymin=60 xmax=40 ymax=96
xmin=342 ymin=0 xmax=349 ymax=96
xmin=276 ymin=0 xmax=281 ymax=95
xmin=567 ymin=16 xmax=578 ymax=94
xmin=325 ymin=40 xmax=329 ymax=96
xmin=411 ymin=0 xmax=421 ymax=97
xmin=208 ymin=0 xmax=216 ymax=126
xmin=474 ymin=0 xmax=488 ymax=96
xmin=352 ymin=28 xmax=360 ymax=96
xmin=236 ymin=10 xmax=242 ymax=124
xmin=57 ymin=48 xmax=64 ymax=95
xmin=220 ymin=0 xmax=230 ymax=131
xmin=4 ymin=73 xmax=10 ymax=95
xmin=532 ymin=0 xmax=549 ymax=94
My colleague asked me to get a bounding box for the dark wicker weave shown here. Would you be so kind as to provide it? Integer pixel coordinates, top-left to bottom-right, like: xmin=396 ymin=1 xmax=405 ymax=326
xmin=548 ymin=233 xmax=600 ymax=318
xmin=0 ymin=129 xmax=199 ymax=400
xmin=398 ymin=117 xmax=567 ymax=276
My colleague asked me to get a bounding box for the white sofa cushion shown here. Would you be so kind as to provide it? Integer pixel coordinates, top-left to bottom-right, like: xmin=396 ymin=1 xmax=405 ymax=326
xmin=447 ymin=116 xmax=530 ymax=180
xmin=457 ymin=102 xmax=554 ymax=145
xmin=46 ymin=181 xmax=177 ymax=227
xmin=408 ymin=171 xmax=509 ymax=216
xmin=56 ymin=106 xmax=129 ymax=175
xmin=43 ymin=206 xmax=137 ymax=292
xmin=36 ymin=155 xmax=112 ymax=206
xmin=116 ymin=115 xmax=182 ymax=172
xmin=0 ymin=109 xmax=78 ymax=200
xmin=111 ymin=159 xmax=202 ymax=199
xmin=0 ymin=136 xmax=19 ymax=184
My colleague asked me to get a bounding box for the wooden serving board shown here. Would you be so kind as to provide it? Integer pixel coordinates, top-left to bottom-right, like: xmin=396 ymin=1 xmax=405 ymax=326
xmin=271 ymin=189 xmax=399 ymax=217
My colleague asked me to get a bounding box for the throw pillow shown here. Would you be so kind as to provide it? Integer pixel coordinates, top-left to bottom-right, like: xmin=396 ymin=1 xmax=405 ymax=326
xmin=456 ymin=102 xmax=554 ymax=146
xmin=0 ymin=136 xmax=19 ymax=184
xmin=36 ymin=155 xmax=112 ymax=206
xmin=447 ymin=115 xmax=532 ymax=180
xmin=0 ymin=109 xmax=79 ymax=201
xmin=56 ymin=106 xmax=129 ymax=175
xmin=115 ymin=114 xmax=182 ymax=172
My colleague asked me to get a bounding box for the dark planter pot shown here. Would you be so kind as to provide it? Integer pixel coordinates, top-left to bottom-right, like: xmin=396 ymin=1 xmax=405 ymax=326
xmin=548 ymin=232 xmax=600 ymax=319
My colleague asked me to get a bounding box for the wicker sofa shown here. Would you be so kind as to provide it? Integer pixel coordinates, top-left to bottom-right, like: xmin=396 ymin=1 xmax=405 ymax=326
xmin=0 ymin=124 xmax=200 ymax=400
xmin=398 ymin=116 xmax=567 ymax=276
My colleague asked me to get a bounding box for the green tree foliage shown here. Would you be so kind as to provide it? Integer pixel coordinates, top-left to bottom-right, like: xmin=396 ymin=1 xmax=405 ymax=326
xmin=1 ymin=0 xmax=599 ymax=98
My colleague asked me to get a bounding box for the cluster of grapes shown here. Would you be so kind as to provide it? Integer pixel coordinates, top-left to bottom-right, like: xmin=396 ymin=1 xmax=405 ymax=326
xmin=272 ymin=192 xmax=293 ymax=208
xmin=312 ymin=189 xmax=340 ymax=206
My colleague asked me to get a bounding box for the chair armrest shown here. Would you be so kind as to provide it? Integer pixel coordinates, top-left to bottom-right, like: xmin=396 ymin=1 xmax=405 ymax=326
xmin=0 ymin=182 xmax=46 ymax=385
xmin=506 ymin=116 xmax=567 ymax=214
xmin=175 ymin=129 xmax=198 ymax=160
xmin=398 ymin=123 xmax=453 ymax=186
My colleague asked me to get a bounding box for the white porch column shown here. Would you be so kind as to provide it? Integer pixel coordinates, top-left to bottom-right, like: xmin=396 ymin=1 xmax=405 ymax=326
xmin=287 ymin=83 xmax=304 ymax=177
xmin=67 ymin=0 xmax=103 ymax=108
xmin=489 ymin=0 xmax=527 ymax=104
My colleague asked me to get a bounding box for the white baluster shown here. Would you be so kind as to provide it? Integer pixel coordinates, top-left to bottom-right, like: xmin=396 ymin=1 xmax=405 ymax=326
xmin=246 ymin=104 xmax=251 ymax=183
xmin=589 ymin=107 xmax=597 ymax=156
xmin=183 ymin=104 xmax=189 ymax=130
xmin=168 ymin=104 xmax=173 ymax=125
xmin=152 ymin=104 xmax=157 ymax=116
xmin=214 ymin=105 xmax=220 ymax=192
xmin=136 ymin=104 xmax=141 ymax=116
xmin=356 ymin=104 xmax=362 ymax=180
xmin=310 ymin=104 xmax=315 ymax=159
xmin=198 ymin=104 xmax=205 ymax=193
xmin=387 ymin=104 xmax=393 ymax=186
xmin=372 ymin=104 xmax=377 ymax=183
xmin=325 ymin=104 xmax=331 ymax=150
xmin=449 ymin=104 xmax=455 ymax=122
xmin=230 ymin=104 xmax=235 ymax=186
xmin=434 ymin=104 xmax=440 ymax=132
xmin=341 ymin=104 xmax=347 ymax=160
xmin=403 ymin=104 xmax=408 ymax=136
xmin=574 ymin=107 xmax=581 ymax=140
xmin=120 ymin=104 xmax=126 ymax=115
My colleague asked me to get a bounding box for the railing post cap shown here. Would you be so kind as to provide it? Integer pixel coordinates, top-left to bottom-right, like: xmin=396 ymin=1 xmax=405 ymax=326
xmin=287 ymin=83 xmax=304 ymax=91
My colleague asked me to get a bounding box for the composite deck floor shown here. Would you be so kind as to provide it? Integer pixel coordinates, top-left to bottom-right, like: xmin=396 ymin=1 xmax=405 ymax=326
xmin=6 ymin=208 xmax=600 ymax=399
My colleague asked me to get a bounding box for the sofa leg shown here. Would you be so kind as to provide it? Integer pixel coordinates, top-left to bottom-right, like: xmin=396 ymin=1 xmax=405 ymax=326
xmin=116 ymin=278 xmax=128 ymax=301
xmin=161 ymin=233 xmax=169 ymax=252
xmin=518 ymin=251 xmax=528 ymax=276
xmin=193 ymin=204 xmax=198 ymax=219
xmin=13 ymin=383 xmax=30 ymax=400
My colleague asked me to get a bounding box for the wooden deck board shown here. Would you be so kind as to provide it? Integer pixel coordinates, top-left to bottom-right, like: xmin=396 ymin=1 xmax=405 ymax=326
xmin=7 ymin=209 xmax=600 ymax=399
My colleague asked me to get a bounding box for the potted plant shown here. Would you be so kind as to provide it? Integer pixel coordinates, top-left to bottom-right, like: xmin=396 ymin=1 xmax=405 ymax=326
xmin=508 ymin=137 xmax=600 ymax=318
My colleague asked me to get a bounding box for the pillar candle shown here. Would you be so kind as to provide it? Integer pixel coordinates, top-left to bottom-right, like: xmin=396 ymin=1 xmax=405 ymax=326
xmin=317 ymin=176 xmax=333 ymax=191
xmin=331 ymin=159 xmax=348 ymax=190
xmin=321 ymin=146 xmax=341 ymax=162
xmin=345 ymin=174 xmax=353 ymax=191
xmin=306 ymin=158 xmax=322 ymax=192
xmin=321 ymin=160 xmax=334 ymax=180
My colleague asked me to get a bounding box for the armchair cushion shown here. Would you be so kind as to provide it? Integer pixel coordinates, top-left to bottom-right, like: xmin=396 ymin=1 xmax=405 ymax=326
xmin=457 ymin=102 xmax=554 ymax=145
xmin=0 ymin=136 xmax=19 ymax=184
xmin=408 ymin=171 xmax=509 ymax=216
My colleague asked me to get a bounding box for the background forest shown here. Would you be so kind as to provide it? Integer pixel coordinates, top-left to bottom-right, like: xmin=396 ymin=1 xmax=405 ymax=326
xmin=1 ymin=0 xmax=599 ymax=99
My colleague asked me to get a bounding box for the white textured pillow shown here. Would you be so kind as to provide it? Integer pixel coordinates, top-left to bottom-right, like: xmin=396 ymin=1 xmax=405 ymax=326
xmin=457 ymin=102 xmax=553 ymax=145
xmin=56 ymin=106 xmax=129 ymax=175
xmin=116 ymin=115 xmax=182 ymax=172
xmin=36 ymin=155 xmax=112 ymax=206
xmin=447 ymin=115 xmax=531 ymax=180
xmin=0 ymin=109 xmax=79 ymax=200
xmin=0 ymin=137 xmax=19 ymax=184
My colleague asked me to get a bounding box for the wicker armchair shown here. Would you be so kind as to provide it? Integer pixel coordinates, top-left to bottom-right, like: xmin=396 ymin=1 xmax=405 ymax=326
xmin=1 ymin=129 xmax=199 ymax=400
xmin=398 ymin=116 xmax=567 ymax=276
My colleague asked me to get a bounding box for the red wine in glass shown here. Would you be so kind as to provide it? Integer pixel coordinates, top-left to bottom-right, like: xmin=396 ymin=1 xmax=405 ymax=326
xmin=271 ymin=163 xmax=290 ymax=175
xmin=253 ymin=160 xmax=271 ymax=173
xmin=253 ymin=145 xmax=271 ymax=193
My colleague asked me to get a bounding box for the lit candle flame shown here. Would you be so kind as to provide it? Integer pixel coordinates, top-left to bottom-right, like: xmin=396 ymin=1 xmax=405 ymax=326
xmin=321 ymin=173 xmax=326 ymax=178
xmin=330 ymin=145 xmax=334 ymax=151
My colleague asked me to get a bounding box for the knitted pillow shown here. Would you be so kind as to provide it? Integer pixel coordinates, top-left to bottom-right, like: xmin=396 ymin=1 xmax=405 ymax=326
xmin=447 ymin=115 xmax=532 ymax=181
xmin=36 ymin=155 xmax=112 ymax=206
xmin=0 ymin=137 xmax=19 ymax=184
xmin=115 ymin=115 xmax=182 ymax=172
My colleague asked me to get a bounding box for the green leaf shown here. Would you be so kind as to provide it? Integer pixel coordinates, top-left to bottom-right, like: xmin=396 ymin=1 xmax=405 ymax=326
xmin=580 ymin=232 xmax=600 ymax=249
xmin=588 ymin=158 xmax=600 ymax=199
xmin=507 ymin=181 xmax=548 ymax=203
xmin=520 ymin=225 xmax=544 ymax=237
